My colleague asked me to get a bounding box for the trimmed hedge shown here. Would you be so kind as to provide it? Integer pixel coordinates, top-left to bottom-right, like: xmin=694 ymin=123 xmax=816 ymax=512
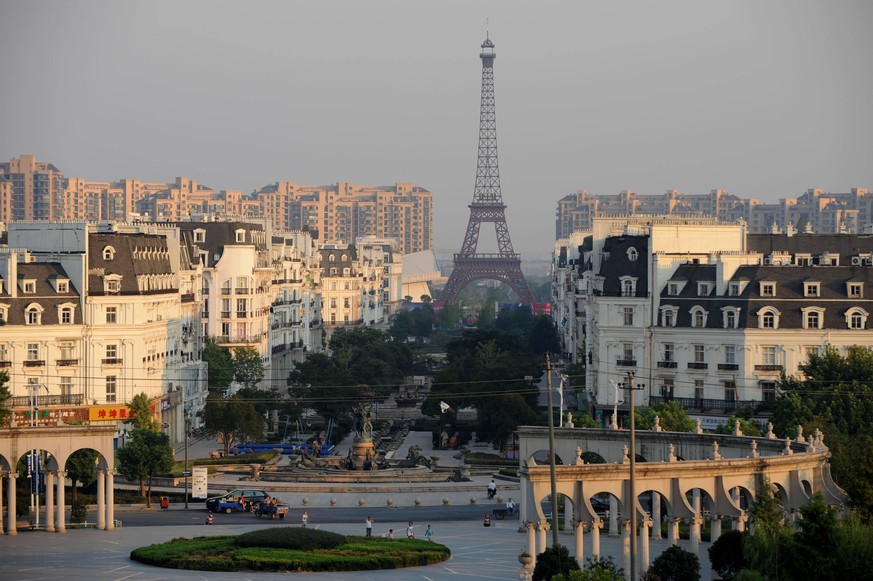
xmin=235 ymin=527 xmax=345 ymax=550
xmin=130 ymin=530 xmax=450 ymax=573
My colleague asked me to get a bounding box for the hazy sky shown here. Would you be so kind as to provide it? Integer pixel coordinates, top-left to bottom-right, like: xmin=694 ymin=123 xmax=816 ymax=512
xmin=2 ymin=1 xmax=872 ymax=257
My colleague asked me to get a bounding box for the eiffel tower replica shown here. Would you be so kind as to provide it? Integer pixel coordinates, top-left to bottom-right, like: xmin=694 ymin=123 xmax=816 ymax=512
xmin=439 ymin=33 xmax=535 ymax=306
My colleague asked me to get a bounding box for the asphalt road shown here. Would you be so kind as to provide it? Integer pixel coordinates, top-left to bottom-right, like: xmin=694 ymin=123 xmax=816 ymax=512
xmin=113 ymin=503 xmax=517 ymax=529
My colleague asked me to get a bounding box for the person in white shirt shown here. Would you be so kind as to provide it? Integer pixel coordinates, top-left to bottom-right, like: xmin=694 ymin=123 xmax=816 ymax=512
xmin=406 ymin=521 xmax=415 ymax=539
xmin=506 ymin=497 xmax=515 ymax=516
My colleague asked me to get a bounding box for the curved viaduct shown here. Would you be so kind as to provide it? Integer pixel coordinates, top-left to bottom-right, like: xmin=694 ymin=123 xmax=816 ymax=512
xmin=516 ymin=425 xmax=848 ymax=575
xmin=0 ymin=425 xmax=117 ymax=535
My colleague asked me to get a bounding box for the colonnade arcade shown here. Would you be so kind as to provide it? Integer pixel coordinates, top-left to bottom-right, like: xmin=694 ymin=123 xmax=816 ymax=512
xmin=517 ymin=426 xmax=848 ymax=577
xmin=0 ymin=425 xmax=118 ymax=535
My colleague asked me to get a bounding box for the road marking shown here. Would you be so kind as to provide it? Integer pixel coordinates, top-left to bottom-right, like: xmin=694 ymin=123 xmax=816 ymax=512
xmin=105 ymin=565 xmax=132 ymax=573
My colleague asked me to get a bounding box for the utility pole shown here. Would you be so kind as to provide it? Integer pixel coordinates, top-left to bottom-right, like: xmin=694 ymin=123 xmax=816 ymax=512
xmin=625 ymin=371 xmax=644 ymax=581
xmin=184 ymin=412 xmax=190 ymax=509
xmin=545 ymin=354 xmax=559 ymax=547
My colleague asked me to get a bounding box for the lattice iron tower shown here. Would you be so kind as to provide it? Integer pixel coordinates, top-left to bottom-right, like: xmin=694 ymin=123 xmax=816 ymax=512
xmin=440 ymin=34 xmax=535 ymax=306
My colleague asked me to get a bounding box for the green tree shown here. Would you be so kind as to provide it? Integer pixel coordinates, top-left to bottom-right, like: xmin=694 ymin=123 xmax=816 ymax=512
xmin=644 ymin=544 xmax=700 ymax=581
xmin=202 ymin=339 xmax=234 ymax=393
xmin=532 ymin=544 xmax=580 ymax=581
xmin=553 ymin=556 xmax=625 ymax=581
xmin=233 ymin=346 xmax=264 ymax=390
xmin=389 ymin=310 xmax=415 ymax=342
xmin=200 ymin=393 xmax=265 ymax=456
xmin=65 ymin=449 xmax=98 ymax=501
xmin=124 ymin=392 xmax=159 ymax=431
xmin=289 ymin=328 xmax=412 ymax=426
xmin=743 ymin=478 xmax=792 ymax=580
xmin=116 ymin=428 xmax=174 ymax=507
xmin=635 ymin=401 xmax=696 ymax=432
xmin=0 ymin=370 xmax=11 ymax=427
xmin=708 ymin=529 xmax=747 ymax=581
xmin=411 ymin=304 xmax=435 ymax=338
xmin=715 ymin=416 xmax=763 ymax=437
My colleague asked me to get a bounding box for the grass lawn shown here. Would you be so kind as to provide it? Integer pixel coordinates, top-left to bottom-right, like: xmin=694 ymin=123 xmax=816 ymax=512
xmin=130 ymin=528 xmax=451 ymax=573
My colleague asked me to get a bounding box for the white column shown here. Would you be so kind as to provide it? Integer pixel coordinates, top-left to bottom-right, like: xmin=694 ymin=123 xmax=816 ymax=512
xmin=96 ymin=470 xmax=106 ymax=530
xmin=609 ymin=496 xmax=619 ymax=536
xmin=55 ymin=471 xmax=66 ymax=533
xmin=574 ymin=521 xmax=585 ymax=567
xmin=0 ymin=469 xmax=4 ymax=535
xmin=651 ymin=492 xmax=661 ymax=539
xmin=640 ymin=517 xmax=651 ymax=576
xmin=537 ymin=522 xmax=548 ymax=555
xmin=45 ymin=471 xmax=55 ymax=532
xmin=711 ymin=516 xmax=722 ymax=541
xmin=6 ymin=472 xmax=17 ymax=535
xmin=669 ymin=518 xmax=680 ymax=544
xmin=622 ymin=520 xmax=631 ymax=580
xmin=527 ymin=522 xmax=537 ymax=567
xmin=106 ymin=470 xmax=115 ymax=531
xmin=689 ymin=516 xmax=701 ymax=554
xmin=591 ymin=518 xmax=602 ymax=559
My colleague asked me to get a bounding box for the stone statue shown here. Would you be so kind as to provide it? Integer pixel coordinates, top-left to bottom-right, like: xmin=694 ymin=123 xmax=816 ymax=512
xmin=352 ymin=402 xmax=374 ymax=439
xmin=566 ymin=412 xmax=574 ymax=428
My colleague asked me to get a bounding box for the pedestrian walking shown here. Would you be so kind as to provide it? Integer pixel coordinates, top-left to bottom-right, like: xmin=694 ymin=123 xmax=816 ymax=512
xmin=301 ymin=510 xmax=309 ymax=528
xmin=424 ymin=524 xmax=433 ymax=541
xmin=365 ymin=516 xmax=373 ymax=537
xmin=387 ymin=529 xmax=395 ymax=539
xmin=406 ymin=521 xmax=415 ymax=539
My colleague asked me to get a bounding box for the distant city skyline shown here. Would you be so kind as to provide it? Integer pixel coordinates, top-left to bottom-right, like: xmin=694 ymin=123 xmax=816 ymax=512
xmin=2 ymin=1 xmax=872 ymax=255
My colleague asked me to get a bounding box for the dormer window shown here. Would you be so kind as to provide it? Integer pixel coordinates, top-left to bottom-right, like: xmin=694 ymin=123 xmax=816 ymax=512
xmin=804 ymin=282 xmax=821 ymax=297
xmin=104 ymin=274 xmax=122 ymax=294
xmin=802 ymin=307 xmax=825 ymax=329
xmin=697 ymin=282 xmax=711 ymax=296
xmin=846 ymin=307 xmax=868 ymax=330
xmin=627 ymin=247 xmax=638 ymax=261
xmin=848 ymin=282 xmax=863 ymax=298
xmin=57 ymin=280 xmax=69 ymax=293
xmin=690 ymin=306 xmax=708 ymax=328
xmin=193 ymin=229 xmax=206 ymax=243
xmin=660 ymin=306 xmax=678 ymax=327
xmin=235 ymin=229 xmax=246 ymax=243
xmin=620 ymin=276 xmax=638 ymax=297
xmin=760 ymin=282 xmax=776 ymax=297
xmin=22 ymin=279 xmax=36 ymax=294
xmin=728 ymin=282 xmax=740 ymax=297
xmin=25 ymin=303 xmax=43 ymax=325
xmin=102 ymin=246 xmax=115 ymax=260
xmin=758 ymin=307 xmax=780 ymax=329
xmin=668 ymin=282 xmax=680 ymax=296
xmin=722 ymin=307 xmax=741 ymax=329
xmin=0 ymin=305 xmax=8 ymax=323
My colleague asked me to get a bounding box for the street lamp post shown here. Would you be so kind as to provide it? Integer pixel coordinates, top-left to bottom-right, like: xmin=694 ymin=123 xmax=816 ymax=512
xmin=545 ymin=354 xmax=559 ymax=547
xmin=184 ymin=413 xmax=190 ymax=509
xmin=625 ymin=371 xmax=645 ymax=581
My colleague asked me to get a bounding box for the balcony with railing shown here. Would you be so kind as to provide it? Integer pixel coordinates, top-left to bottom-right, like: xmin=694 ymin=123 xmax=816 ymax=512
xmin=616 ymin=359 xmax=637 ymax=367
xmin=687 ymin=362 xmax=708 ymax=370
xmin=216 ymin=334 xmax=263 ymax=345
xmin=102 ymin=358 xmax=123 ymax=365
xmin=234 ymin=287 xmax=250 ymax=295
xmin=0 ymin=360 xmax=11 ymax=368
xmin=56 ymin=359 xmax=79 ymax=366
xmin=11 ymin=394 xmax=84 ymax=407
xmin=718 ymin=363 xmax=739 ymax=371
xmin=755 ymin=364 xmax=784 ymax=373
xmin=23 ymin=360 xmax=45 ymax=367
xmin=657 ymin=361 xmax=677 ymax=369
xmin=649 ymin=395 xmax=772 ymax=413
xmin=220 ymin=288 xmax=232 ymax=295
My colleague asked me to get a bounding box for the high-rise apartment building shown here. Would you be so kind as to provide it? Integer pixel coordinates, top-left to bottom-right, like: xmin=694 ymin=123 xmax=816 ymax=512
xmin=0 ymin=156 xmax=433 ymax=255
xmin=556 ymin=187 xmax=871 ymax=238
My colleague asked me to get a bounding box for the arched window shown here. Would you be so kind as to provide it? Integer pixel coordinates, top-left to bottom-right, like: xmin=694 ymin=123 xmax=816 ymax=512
xmin=25 ymin=304 xmax=43 ymax=325
xmin=660 ymin=306 xmax=678 ymax=327
xmin=722 ymin=307 xmax=741 ymax=329
xmin=846 ymin=307 xmax=869 ymax=330
xmin=102 ymin=246 xmax=116 ymax=260
xmin=758 ymin=307 xmax=780 ymax=329
xmin=801 ymin=307 xmax=826 ymax=330
xmin=627 ymin=247 xmax=638 ymax=261
xmin=690 ymin=306 xmax=708 ymax=328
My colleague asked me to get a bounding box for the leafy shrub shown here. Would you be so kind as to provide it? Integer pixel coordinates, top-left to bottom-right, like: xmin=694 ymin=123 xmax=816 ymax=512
xmin=235 ymin=527 xmax=345 ymax=551
xmin=532 ymin=544 xmax=580 ymax=581
xmin=708 ymin=529 xmax=746 ymax=580
xmin=70 ymin=497 xmax=89 ymax=523
xmin=644 ymin=544 xmax=700 ymax=581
